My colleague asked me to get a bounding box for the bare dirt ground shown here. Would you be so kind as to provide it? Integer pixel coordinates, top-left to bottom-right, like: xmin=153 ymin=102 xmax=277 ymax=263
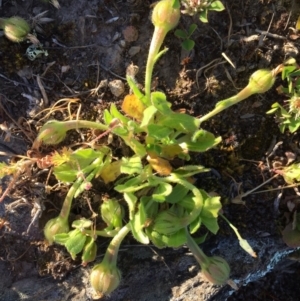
xmin=1 ymin=0 xmax=300 ymax=300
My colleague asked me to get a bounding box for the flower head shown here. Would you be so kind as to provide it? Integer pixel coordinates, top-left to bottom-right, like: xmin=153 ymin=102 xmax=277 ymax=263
xmin=152 ymin=0 xmax=181 ymax=32
xmin=90 ymin=261 xmax=121 ymax=295
xmin=44 ymin=216 xmax=69 ymax=245
xmin=181 ymin=0 xmax=213 ymax=16
xmin=3 ymin=17 xmax=30 ymax=42
xmin=202 ymin=255 xmax=230 ymax=285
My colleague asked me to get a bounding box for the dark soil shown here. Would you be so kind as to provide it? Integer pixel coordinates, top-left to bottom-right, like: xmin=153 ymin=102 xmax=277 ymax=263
xmin=1 ymin=0 xmax=300 ymax=300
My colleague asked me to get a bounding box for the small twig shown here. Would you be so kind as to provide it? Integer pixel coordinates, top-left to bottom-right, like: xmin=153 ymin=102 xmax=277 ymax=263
xmin=255 ymin=29 xmax=287 ymax=40
xmin=36 ymin=75 xmax=49 ymax=107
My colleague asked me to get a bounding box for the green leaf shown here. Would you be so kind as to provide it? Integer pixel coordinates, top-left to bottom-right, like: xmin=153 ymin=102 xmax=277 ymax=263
xmin=115 ymin=177 xmax=150 ymax=193
xmin=130 ymin=202 xmax=150 ymax=244
xmin=158 ymin=112 xmax=201 ymax=132
xmin=165 ymin=184 xmax=189 ymax=204
xmin=160 ymin=228 xmax=187 ymax=248
xmin=121 ymin=156 xmax=143 ymax=174
xmin=71 ymin=148 xmax=100 ymax=168
xmin=65 ymin=229 xmax=87 ymax=260
xmin=53 ymin=164 xmax=78 ymax=182
xmin=72 ymin=219 xmax=93 ymax=229
xmin=173 ymin=165 xmax=209 ymax=178
xmin=180 ymin=130 xmax=221 ymax=152
xmin=201 ymin=216 xmax=219 ymax=234
xmin=282 ymin=65 xmax=297 ymax=80
xmin=199 ymin=9 xmax=209 ymax=23
xmin=103 ymin=109 xmax=113 ymax=125
xmin=266 ymin=107 xmax=278 ymax=114
xmin=175 ymin=29 xmax=187 ymax=39
xmin=124 ymin=192 xmax=138 ymax=220
xmin=189 ymin=216 xmax=201 ymax=233
xmin=188 ymin=23 xmax=197 ymax=36
xmin=147 ymin=124 xmax=173 ymax=140
xmin=152 ymin=182 xmax=173 ymax=202
xmin=126 ymin=75 xmax=148 ymax=105
xmin=201 ymin=192 xmax=222 ymax=218
xmin=110 ymin=103 xmax=130 ymax=124
xmin=182 ymin=39 xmax=195 ymax=51
xmin=151 ymin=91 xmax=172 ymax=115
xmin=140 ymin=105 xmax=157 ymax=127
xmin=210 ymin=0 xmax=225 ymax=11
xmin=54 ymin=233 xmax=70 ymax=245
xmin=171 ymin=0 xmax=180 ymax=9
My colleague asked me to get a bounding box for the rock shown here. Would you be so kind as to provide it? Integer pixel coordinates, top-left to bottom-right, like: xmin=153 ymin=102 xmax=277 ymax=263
xmin=108 ymin=80 xmax=125 ymax=97
xmin=128 ymin=46 xmax=141 ymax=57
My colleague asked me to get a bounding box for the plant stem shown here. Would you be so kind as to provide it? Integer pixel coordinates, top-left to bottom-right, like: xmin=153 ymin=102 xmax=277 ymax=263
xmin=82 ymin=228 xmax=119 ymax=238
xmin=145 ymin=27 xmax=168 ymax=104
xmin=59 ymin=157 xmax=103 ymax=220
xmin=103 ymin=223 xmax=131 ymax=266
xmin=199 ymin=86 xmax=253 ymax=124
xmin=64 ymin=120 xmax=108 ymax=131
xmin=185 ymin=227 xmax=210 ymax=267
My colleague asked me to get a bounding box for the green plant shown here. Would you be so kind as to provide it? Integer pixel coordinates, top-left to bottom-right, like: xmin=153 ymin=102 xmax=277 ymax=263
xmin=267 ymin=58 xmax=300 ymax=133
xmin=175 ymin=23 xmax=197 ymax=51
xmin=0 ymin=0 xmax=283 ymax=296
xmin=181 ymin=0 xmax=225 ymax=23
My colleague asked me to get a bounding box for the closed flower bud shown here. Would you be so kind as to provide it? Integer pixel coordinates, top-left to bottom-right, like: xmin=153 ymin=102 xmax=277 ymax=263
xmin=101 ymin=199 xmax=124 ymax=229
xmin=82 ymin=237 xmax=97 ymax=267
xmin=36 ymin=120 xmax=67 ymax=145
xmin=202 ymin=256 xmax=230 ymax=285
xmin=152 ymin=0 xmax=180 ymax=32
xmin=3 ymin=17 xmax=30 ymax=42
xmin=44 ymin=216 xmax=69 ymax=245
xmin=90 ymin=262 xmax=121 ymax=295
xmin=248 ymin=69 xmax=275 ymax=94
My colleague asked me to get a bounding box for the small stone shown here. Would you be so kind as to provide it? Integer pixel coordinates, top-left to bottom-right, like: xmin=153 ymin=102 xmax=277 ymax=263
xmin=108 ymin=80 xmax=125 ymax=97
xmin=128 ymin=46 xmax=141 ymax=57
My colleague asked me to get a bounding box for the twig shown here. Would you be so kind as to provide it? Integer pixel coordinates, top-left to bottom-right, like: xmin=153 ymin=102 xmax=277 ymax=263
xmin=37 ymin=74 xmax=49 ymax=107
xmin=255 ymin=29 xmax=287 ymax=40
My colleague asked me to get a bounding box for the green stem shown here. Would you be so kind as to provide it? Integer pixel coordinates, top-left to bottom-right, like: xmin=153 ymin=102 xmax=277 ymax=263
xmin=145 ymin=26 xmax=168 ymax=104
xmin=103 ymin=223 xmax=131 ymax=266
xmin=199 ymin=86 xmax=253 ymax=124
xmin=63 ymin=120 xmax=108 ymax=131
xmin=82 ymin=228 xmax=119 ymax=238
xmin=59 ymin=157 xmax=103 ymax=220
xmin=185 ymin=227 xmax=210 ymax=267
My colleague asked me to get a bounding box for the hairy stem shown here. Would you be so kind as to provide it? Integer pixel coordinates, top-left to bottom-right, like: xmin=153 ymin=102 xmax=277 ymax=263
xmin=103 ymin=223 xmax=131 ymax=266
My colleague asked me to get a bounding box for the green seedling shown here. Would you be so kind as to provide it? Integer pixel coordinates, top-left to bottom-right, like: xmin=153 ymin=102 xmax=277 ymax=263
xmin=175 ymin=23 xmax=197 ymax=51
xmin=267 ymin=59 xmax=300 ymax=133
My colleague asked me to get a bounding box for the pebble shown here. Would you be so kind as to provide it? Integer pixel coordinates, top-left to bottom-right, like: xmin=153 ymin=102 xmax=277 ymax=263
xmin=128 ymin=46 xmax=141 ymax=57
xmin=108 ymin=79 xmax=125 ymax=97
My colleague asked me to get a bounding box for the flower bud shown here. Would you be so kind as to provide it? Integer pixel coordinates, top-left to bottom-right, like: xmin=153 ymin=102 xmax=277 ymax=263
xmin=101 ymin=199 xmax=124 ymax=229
xmin=82 ymin=237 xmax=97 ymax=267
xmin=90 ymin=262 xmax=121 ymax=295
xmin=3 ymin=17 xmax=30 ymax=42
xmin=248 ymin=69 xmax=275 ymax=94
xmin=44 ymin=216 xmax=69 ymax=245
xmin=36 ymin=120 xmax=67 ymax=145
xmin=152 ymin=0 xmax=181 ymax=32
xmin=202 ymin=256 xmax=230 ymax=285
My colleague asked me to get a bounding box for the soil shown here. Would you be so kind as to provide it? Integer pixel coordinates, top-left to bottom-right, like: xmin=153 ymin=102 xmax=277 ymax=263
xmin=1 ymin=0 xmax=300 ymax=300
